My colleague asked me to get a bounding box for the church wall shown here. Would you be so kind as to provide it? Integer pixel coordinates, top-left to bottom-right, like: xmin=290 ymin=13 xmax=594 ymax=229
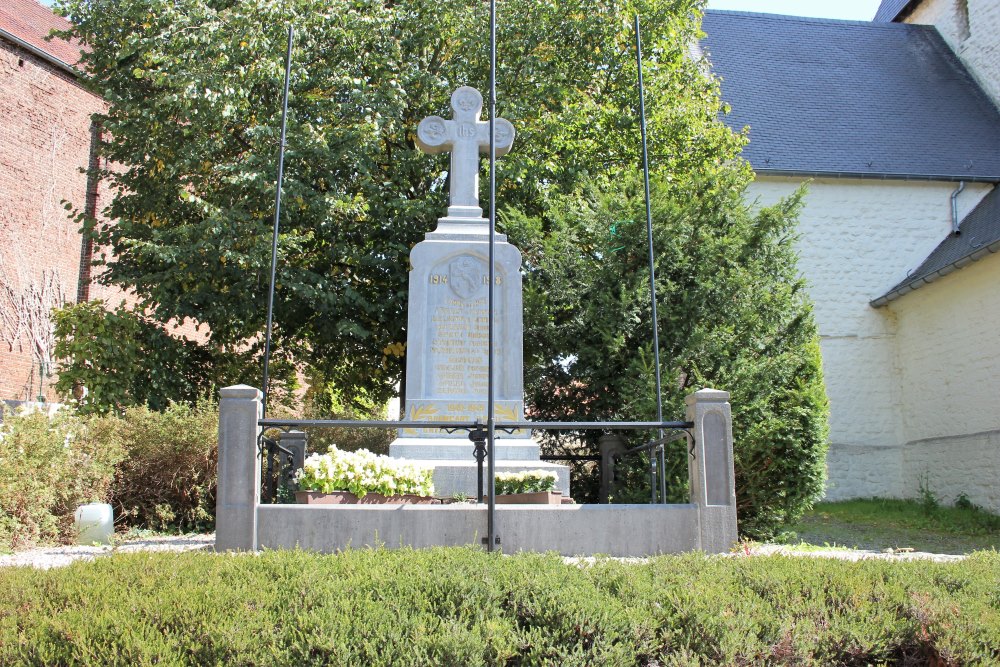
xmin=887 ymin=249 xmax=1000 ymax=513
xmin=0 ymin=37 xmax=111 ymax=403
xmin=746 ymin=176 xmax=992 ymax=500
xmin=906 ymin=0 xmax=1000 ymax=108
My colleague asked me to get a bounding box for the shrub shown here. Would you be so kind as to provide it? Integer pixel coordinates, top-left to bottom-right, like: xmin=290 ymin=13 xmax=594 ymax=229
xmin=506 ymin=174 xmax=829 ymax=539
xmin=299 ymin=372 xmax=394 ymax=456
xmin=0 ymin=548 xmax=998 ymax=664
xmin=295 ymin=446 xmax=434 ymax=498
xmin=105 ymin=400 xmax=220 ymax=532
xmin=0 ymin=408 xmax=123 ymax=549
xmin=495 ymin=470 xmax=558 ymax=495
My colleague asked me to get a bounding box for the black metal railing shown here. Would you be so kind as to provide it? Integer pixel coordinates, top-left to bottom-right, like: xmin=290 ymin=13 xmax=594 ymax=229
xmin=260 ymin=436 xmax=296 ymax=504
xmin=258 ymin=418 xmax=693 ymax=506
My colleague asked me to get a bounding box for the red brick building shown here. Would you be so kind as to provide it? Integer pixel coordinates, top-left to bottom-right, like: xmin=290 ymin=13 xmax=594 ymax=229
xmin=0 ymin=0 xmax=121 ymax=402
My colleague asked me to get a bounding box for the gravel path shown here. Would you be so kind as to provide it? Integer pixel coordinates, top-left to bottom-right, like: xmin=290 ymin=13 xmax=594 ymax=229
xmin=0 ymin=534 xmax=216 ymax=570
xmin=745 ymin=543 xmax=966 ymax=563
xmin=0 ymin=535 xmax=965 ymax=569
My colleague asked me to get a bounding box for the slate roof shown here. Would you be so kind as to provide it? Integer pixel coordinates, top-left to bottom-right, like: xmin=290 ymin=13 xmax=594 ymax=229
xmin=0 ymin=0 xmax=82 ymax=72
xmin=701 ymin=10 xmax=1000 ymax=181
xmin=872 ymin=186 xmax=1000 ymax=305
xmin=873 ymin=0 xmax=916 ymax=23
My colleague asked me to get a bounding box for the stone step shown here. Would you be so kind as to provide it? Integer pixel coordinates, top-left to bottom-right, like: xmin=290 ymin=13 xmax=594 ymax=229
xmin=390 ymin=437 xmax=539 ymax=461
xmin=396 ymin=458 xmax=570 ymax=498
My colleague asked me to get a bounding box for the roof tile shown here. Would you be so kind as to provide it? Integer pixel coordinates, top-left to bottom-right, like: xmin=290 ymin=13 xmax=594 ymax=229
xmin=0 ymin=0 xmax=82 ymax=68
xmin=701 ymin=10 xmax=1000 ymax=180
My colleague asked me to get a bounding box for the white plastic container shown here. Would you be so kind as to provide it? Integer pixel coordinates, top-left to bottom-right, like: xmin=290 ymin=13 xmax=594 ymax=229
xmin=74 ymin=503 xmax=114 ymax=545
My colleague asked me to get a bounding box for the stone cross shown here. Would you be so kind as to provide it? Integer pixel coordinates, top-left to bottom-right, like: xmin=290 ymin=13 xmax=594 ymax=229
xmin=416 ymin=86 xmax=515 ymax=221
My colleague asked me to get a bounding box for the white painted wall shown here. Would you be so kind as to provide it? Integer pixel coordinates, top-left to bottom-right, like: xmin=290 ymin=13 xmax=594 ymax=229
xmin=906 ymin=0 xmax=1000 ymax=108
xmin=747 ymin=176 xmax=992 ymax=500
xmin=888 ymin=249 xmax=1000 ymax=512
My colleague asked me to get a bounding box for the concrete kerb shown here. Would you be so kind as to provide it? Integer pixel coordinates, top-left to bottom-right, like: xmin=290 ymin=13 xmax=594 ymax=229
xmin=216 ymin=386 xmax=739 ymax=557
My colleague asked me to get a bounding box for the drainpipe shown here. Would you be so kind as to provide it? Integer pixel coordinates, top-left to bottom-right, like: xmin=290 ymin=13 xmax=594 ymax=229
xmin=950 ymin=181 xmax=966 ymax=235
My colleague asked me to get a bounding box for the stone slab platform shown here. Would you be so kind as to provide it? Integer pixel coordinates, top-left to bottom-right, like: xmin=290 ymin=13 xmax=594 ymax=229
xmin=257 ymin=503 xmax=717 ymax=557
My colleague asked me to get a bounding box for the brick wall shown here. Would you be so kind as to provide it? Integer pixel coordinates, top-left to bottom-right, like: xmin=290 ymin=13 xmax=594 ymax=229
xmin=0 ymin=37 xmax=114 ymax=401
xmin=747 ymin=176 xmax=992 ymax=500
xmin=906 ymin=0 xmax=1000 ymax=108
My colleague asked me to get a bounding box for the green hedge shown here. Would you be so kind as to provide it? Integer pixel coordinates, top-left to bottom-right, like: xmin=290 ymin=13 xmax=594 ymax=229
xmin=0 ymin=409 xmax=122 ymax=549
xmin=0 ymin=401 xmax=218 ymax=549
xmin=1 ymin=548 xmax=998 ymax=665
xmin=105 ymin=401 xmax=219 ymax=533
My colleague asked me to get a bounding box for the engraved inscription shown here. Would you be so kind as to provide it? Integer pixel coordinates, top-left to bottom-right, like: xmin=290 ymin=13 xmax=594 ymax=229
xmin=429 ymin=296 xmax=503 ymax=396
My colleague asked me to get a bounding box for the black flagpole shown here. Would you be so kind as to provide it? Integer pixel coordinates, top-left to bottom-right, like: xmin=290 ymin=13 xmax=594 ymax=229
xmin=486 ymin=0 xmax=498 ymax=552
xmin=634 ymin=16 xmax=666 ymax=503
xmin=261 ymin=25 xmax=294 ymax=419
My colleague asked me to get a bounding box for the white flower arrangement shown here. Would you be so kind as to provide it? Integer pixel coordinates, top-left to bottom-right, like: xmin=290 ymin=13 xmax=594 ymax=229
xmin=495 ymin=469 xmax=558 ymax=495
xmin=293 ymin=445 xmax=435 ymax=499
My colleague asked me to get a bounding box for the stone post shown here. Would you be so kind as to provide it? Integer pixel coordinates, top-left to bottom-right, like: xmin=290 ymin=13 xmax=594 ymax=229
xmin=685 ymin=389 xmax=738 ymax=552
xmin=281 ymin=430 xmax=307 ymax=488
xmin=216 ymin=385 xmax=262 ymax=551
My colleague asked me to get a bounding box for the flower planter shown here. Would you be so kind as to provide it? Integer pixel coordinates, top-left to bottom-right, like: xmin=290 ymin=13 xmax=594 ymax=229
xmin=295 ymin=491 xmax=440 ymax=505
xmin=492 ymin=491 xmax=564 ymax=505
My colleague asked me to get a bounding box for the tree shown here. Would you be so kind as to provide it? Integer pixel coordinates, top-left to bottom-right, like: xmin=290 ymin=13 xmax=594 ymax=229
xmin=57 ymin=0 xmax=736 ymax=406
xmin=503 ymin=173 xmax=828 ymax=537
xmin=58 ymin=0 xmax=828 ymax=534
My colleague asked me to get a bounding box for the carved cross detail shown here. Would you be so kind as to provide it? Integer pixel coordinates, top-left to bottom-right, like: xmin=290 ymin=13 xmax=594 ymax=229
xmin=416 ymin=86 xmax=515 ymax=221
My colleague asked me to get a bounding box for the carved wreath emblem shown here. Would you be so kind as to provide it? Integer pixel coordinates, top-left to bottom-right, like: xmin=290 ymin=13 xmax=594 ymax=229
xmin=448 ymin=256 xmax=482 ymax=300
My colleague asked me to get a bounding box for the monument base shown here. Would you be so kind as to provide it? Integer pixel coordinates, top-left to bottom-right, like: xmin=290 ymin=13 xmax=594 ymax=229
xmin=389 ymin=437 xmax=570 ymax=498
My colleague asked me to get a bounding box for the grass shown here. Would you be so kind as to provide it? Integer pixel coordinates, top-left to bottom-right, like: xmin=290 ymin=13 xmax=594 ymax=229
xmin=778 ymin=498 xmax=1000 ymax=554
xmin=2 ymin=547 xmax=999 ymax=665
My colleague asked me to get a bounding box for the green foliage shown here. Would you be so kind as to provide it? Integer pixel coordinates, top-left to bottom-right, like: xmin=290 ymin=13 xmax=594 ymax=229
xmin=55 ymin=0 xmax=735 ymax=409
xmin=0 ymin=409 xmax=123 ymax=549
xmin=52 ymin=301 xmax=280 ymax=415
xmin=103 ymin=400 xmax=220 ymax=533
xmin=298 ymin=370 xmax=394 ymax=456
xmin=0 ymin=401 xmax=219 ymax=549
xmin=495 ymin=470 xmax=559 ymax=495
xmin=2 ymin=548 xmax=999 ymax=664
xmin=918 ymin=473 xmax=941 ymax=515
xmin=504 ymin=174 xmax=828 ymax=538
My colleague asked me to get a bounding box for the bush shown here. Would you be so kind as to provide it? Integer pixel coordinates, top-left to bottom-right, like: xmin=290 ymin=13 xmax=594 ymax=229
xmin=506 ymin=174 xmax=829 ymax=539
xmin=0 ymin=408 xmax=123 ymax=549
xmin=299 ymin=371 xmax=394 ymax=456
xmin=1 ymin=548 xmax=998 ymax=664
xmin=0 ymin=400 xmax=219 ymax=548
xmin=106 ymin=400 xmax=219 ymax=533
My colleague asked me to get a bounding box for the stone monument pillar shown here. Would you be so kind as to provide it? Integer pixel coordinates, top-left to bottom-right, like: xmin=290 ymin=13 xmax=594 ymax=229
xmin=389 ymin=86 xmax=569 ymax=497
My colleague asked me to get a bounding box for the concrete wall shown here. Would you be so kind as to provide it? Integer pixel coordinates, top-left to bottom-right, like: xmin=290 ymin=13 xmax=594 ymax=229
xmin=257 ymin=504 xmax=703 ymax=557
xmin=747 ymin=176 xmax=992 ymax=500
xmin=887 ymin=251 xmax=1000 ymax=512
xmin=905 ymin=0 xmax=1000 ymax=108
